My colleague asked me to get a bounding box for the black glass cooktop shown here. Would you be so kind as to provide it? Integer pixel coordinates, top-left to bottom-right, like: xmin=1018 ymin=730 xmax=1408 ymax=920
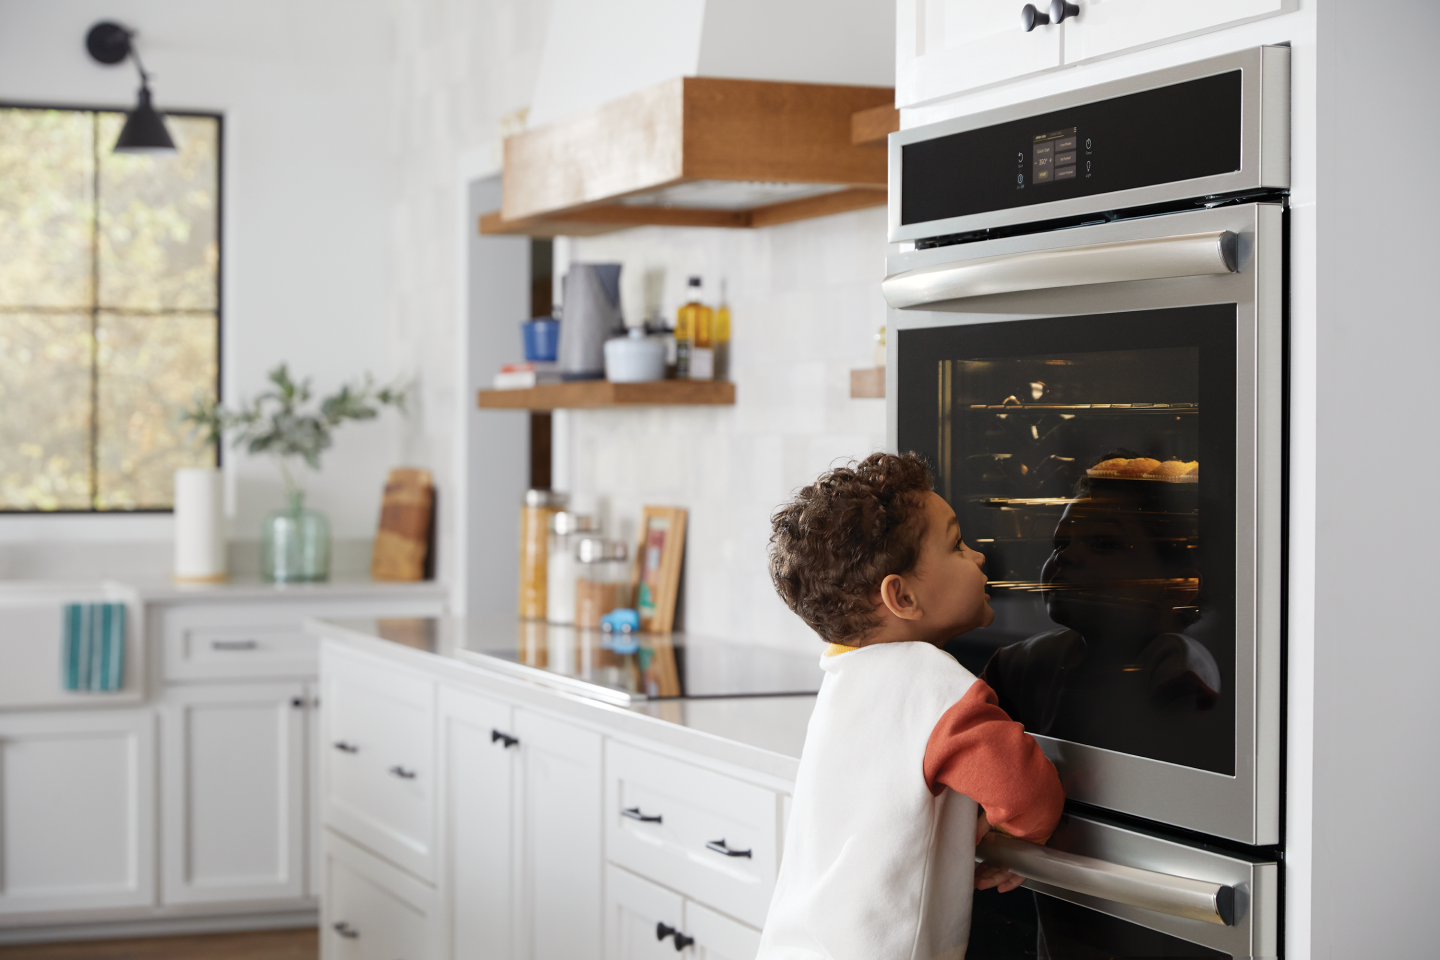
xmin=358 ymin=617 xmax=824 ymax=704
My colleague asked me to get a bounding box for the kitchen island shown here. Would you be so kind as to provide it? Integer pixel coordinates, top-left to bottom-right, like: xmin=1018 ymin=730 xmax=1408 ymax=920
xmin=310 ymin=616 xmax=818 ymax=960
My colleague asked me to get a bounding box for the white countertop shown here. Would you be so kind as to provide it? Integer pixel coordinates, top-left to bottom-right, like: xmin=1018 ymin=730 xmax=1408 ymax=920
xmin=311 ymin=616 xmax=815 ymax=782
xmin=118 ymin=577 xmax=449 ymax=604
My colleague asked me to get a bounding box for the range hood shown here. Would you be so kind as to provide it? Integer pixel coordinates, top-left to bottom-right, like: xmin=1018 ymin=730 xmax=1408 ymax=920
xmin=481 ymin=77 xmax=896 ymax=236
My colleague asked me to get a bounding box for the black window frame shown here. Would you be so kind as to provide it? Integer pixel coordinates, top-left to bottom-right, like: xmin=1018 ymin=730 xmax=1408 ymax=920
xmin=0 ymin=99 xmax=224 ymax=514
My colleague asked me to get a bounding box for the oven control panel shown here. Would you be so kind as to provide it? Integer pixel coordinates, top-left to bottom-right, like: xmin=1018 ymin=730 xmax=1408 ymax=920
xmin=900 ymin=70 xmax=1243 ymax=228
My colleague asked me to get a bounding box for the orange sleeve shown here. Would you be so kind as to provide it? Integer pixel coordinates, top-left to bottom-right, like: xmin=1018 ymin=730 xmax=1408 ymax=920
xmin=923 ymin=678 xmax=1064 ymax=842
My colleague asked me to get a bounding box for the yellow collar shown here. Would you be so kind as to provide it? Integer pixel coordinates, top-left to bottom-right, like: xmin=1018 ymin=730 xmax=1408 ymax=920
xmin=823 ymin=643 xmax=861 ymax=657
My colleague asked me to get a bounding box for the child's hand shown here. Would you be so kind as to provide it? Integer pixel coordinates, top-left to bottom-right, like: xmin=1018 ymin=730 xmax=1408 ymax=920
xmin=974 ymin=810 xmax=1027 ymax=893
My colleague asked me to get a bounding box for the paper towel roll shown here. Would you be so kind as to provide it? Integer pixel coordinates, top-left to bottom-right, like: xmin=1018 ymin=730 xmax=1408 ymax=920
xmin=174 ymin=467 xmax=227 ymax=582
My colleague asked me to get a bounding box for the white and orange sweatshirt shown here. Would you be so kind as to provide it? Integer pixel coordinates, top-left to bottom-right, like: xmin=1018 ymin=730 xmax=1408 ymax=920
xmin=757 ymin=640 xmax=1063 ymax=960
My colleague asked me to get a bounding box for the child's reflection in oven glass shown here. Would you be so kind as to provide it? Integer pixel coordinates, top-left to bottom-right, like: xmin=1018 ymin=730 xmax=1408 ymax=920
xmin=980 ymin=472 xmax=1221 ymax=760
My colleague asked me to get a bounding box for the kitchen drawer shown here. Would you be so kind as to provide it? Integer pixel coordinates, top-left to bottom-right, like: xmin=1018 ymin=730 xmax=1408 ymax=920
xmin=162 ymin=606 xmax=318 ymax=680
xmin=606 ymin=742 xmax=779 ymax=929
xmin=322 ymin=830 xmax=437 ymax=960
xmin=322 ymin=648 xmax=436 ymax=882
xmin=686 ymin=900 xmax=763 ymax=960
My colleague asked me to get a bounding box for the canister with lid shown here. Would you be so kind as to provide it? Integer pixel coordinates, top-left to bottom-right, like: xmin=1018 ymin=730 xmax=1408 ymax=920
xmin=547 ymin=512 xmax=598 ymax=624
xmin=519 ymin=489 xmax=566 ymax=620
xmin=575 ymin=537 xmax=632 ymax=629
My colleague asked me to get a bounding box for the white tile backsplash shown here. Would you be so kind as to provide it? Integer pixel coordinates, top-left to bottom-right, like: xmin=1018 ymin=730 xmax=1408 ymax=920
xmin=564 ymin=206 xmax=890 ymax=650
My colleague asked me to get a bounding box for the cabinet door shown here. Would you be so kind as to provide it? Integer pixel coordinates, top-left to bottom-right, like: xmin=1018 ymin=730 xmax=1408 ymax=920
xmin=439 ymin=686 xmax=516 ymax=959
xmin=322 ymin=831 xmax=438 ymax=960
xmin=604 ymin=865 xmax=685 ymax=960
xmin=0 ymin=710 xmax=155 ymax=915
xmin=322 ymin=646 xmax=436 ymax=882
xmin=160 ymin=682 xmax=307 ymax=905
xmin=1062 ymin=0 xmax=1293 ymax=64
xmin=685 ymin=901 xmax=762 ymax=960
xmin=516 ymin=709 xmax=603 ymax=960
xmin=897 ymin=0 xmax=1062 ymax=108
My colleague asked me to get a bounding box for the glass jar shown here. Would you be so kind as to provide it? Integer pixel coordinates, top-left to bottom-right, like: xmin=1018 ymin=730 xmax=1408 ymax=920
xmin=574 ymin=537 xmax=631 ymax=629
xmin=547 ymin=511 xmax=597 ymax=624
xmin=519 ymin=490 xmax=567 ymax=620
xmin=261 ymin=489 xmax=331 ymax=583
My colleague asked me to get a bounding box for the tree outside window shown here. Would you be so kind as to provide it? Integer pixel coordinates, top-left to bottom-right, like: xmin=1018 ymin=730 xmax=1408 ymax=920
xmin=0 ymin=105 xmax=220 ymax=511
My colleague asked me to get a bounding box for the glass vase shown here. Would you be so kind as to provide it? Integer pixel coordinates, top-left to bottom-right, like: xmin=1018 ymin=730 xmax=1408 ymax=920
xmin=261 ymin=489 xmax=331 ymax=583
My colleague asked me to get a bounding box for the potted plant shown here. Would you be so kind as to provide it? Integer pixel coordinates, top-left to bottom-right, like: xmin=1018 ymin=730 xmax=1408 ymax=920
xmin=183 ymin=364 xmax=407 ymax=583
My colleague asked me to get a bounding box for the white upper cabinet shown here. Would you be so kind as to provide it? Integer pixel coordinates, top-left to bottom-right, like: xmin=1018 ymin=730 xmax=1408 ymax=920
xmin=897 ymin=0 xmax=1062 ymax=107
xmin=0 ymin=710 xmax=155 ymax=916
xmin=897 ymin=0 xmax=1295 ymax=107
xmin=159 ymin=682 xmax=308 ymax=906
xmin=1062 ymin=0 xmax=1294 ymax=63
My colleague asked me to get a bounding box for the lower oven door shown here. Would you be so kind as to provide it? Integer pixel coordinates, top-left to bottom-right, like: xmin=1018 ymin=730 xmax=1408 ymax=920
xmin=972 ymin=811 xmax=1277 ymax=960
xmin=885 ymin=202 xmax=1282 ymax=846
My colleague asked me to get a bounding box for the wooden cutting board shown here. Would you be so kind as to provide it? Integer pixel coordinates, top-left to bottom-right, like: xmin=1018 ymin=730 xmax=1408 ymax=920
xmin=370 ymin=468 xmax=434 ymax=582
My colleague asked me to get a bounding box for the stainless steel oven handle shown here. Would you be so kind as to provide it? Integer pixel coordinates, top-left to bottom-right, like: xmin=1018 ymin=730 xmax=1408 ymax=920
xmin=882 ymin=230 xmax=1238 ymax=308
xmin=976 ymin=834 xmax=1236 ymax=926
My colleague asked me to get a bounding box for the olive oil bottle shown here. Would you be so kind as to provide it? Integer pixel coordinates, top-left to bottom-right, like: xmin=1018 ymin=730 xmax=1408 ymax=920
xmin=714 ymin=279 xmax=731 ymax=381
xmin=675 ymin=276 xmax=714 ymax=380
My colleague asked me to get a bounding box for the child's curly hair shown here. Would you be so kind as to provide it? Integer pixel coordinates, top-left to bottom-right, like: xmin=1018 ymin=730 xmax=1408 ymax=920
xmin=768 ymin=452 xmax=935 ymax=644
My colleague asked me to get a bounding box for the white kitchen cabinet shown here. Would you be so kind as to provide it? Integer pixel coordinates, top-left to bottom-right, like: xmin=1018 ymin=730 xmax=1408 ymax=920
xmin=322 ymin=646 xmax=437 ymax=882
xmin=605 ymin=866 xmax=761 ymax=960
xmin=159 ymin=682 xmax=308 ymax=905
xmin=322 ymin=831 xmax=438 ymax=960
xmin=897 ymin=0 xmax=1061 ymax=107
xmin=0 ymin=710 xmax=155 ymax=915
xmin=1062 ymin=0 xmax=1294 ymax=64
xmin=438 ymin=686 xmax=516 ymax=959
xmin=516 ymin=708 xmax=604 ymax=960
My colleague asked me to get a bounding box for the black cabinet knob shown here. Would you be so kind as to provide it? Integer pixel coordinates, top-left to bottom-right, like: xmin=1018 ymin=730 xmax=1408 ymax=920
xmin=1050 ymin=0 xmax=1079 ymax=23
xmin=1021 ymin=4 xmax=1050 ymax=31
xmin=333 ymin=921 xmax=359 ymax=939
xmin=657 ymin=922 xmax=676 ymax=941
xmin=490 ymin=729 xmax=520 ymax=749
xmin=673 ymin=932 xmax=696 ymax=950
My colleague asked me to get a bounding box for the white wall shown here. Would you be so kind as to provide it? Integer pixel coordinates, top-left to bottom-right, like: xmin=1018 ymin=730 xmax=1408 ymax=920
xmin=0 ymin=0 xmax=400 ymax=576
xmin=562 ymin=208 xmax=890 ymax=649
xmin=1312 ymin=0 xmax=1440 ymax=955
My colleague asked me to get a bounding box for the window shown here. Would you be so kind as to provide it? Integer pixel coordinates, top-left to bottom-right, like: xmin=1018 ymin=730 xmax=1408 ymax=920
xmin=0 ymin=105 xmax=220 ymax=511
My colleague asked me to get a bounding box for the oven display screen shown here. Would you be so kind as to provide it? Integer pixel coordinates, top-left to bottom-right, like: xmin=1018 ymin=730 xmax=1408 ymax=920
xmin=900 ymin=70 xmax=1242 ymax=226
xmin=1030 ymin=127 xmax=1078 ymax=185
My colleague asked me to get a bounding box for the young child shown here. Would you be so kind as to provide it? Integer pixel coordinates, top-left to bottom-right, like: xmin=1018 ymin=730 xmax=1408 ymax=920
xmin=758 ymin=452 xmax=1063 ymax=960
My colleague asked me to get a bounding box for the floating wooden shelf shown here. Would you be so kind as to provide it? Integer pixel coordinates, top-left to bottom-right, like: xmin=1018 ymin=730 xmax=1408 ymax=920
xmin=478 ymin=380 xmax=735 ymax=411
xmin=850 ymin=367 xmax=885 ymax=398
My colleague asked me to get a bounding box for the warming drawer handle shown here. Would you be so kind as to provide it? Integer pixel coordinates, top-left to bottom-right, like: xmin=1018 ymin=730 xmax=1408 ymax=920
xmin=622 ymin=806 xmax=663 ymax=823
xmin=976 ymin=834 xmax=1236 ymax=926
xmin=881 ymin=230 xmax=1240 ymax=309
xmin=705 ymin=839 xmax=752 ymax=859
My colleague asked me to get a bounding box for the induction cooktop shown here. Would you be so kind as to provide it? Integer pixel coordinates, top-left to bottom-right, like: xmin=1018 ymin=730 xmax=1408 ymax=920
xmin=364 ymin=617 xmax=824 ymax=706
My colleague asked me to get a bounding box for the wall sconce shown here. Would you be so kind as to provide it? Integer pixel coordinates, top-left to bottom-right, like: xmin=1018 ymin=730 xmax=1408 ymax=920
xmin=85 ymin=21 xmax=176 ymax=153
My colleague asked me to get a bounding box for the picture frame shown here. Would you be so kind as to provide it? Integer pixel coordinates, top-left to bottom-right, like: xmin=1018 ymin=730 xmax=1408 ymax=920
xmin=634 ymin=505 xmax=687 ymax=633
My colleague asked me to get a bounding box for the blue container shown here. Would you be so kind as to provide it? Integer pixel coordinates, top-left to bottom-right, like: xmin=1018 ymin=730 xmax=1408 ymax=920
xmin=522 ymin=317 xmax=560 ymax=362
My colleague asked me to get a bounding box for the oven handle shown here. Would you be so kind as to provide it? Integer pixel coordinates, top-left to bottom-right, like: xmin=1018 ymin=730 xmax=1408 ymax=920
xmin=882 ymin=230 xmax=1238 ymax=308
xmin=976 ymin=834 xmax=1235 ymax=927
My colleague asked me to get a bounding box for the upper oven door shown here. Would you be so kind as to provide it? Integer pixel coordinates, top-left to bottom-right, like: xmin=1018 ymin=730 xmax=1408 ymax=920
xmin=885 ymin=203 xmax=1281 ymax=846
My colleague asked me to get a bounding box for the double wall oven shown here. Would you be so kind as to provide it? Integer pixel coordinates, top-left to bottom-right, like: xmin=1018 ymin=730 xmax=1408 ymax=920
xmin=885 ymin=48 xmax=1288 ymax=959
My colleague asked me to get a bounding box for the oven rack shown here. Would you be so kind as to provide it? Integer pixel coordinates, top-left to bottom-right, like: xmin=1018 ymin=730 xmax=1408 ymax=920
xmin=965 ymin=402 xmax=1198 ymax=413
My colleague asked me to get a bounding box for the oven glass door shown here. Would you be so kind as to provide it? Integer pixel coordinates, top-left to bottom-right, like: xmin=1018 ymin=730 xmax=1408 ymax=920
xmin=886 ymin=203 xmax=1281 ymax=844
xmin=899 ymin=307 xmax=1236 ymax=776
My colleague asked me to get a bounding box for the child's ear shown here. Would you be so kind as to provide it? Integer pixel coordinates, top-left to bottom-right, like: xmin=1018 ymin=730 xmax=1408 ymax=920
xmin=878 ymin=573 xmax=923 ymax=620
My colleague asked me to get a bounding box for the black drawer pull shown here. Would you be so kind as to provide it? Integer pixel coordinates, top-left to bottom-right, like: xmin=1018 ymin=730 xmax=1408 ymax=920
xmin=622 ymin=806 xmax=662 ymax=823
xmin=211 ymin=639 xmax=258 ymax=651
xmin=491 ymin=729 xmax=520 ymax=749
xmin=673 ymin=932 xmax=695 ymax=950
xmin=388 ymin=765 xmax=417 ymax=779
xmin=291 ymin=696 xmax=306 ymax=708
xmin=333 ymin=921 xmax=359 ymax=939
xmin=705 ymin=838 xmax=752 ymax=858
xmin=332 ymin=741 xmax=359 ymax=754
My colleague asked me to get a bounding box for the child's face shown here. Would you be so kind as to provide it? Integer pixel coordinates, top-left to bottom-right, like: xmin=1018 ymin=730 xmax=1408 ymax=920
xmin=909 ymin=492 xmax=993 ymax=640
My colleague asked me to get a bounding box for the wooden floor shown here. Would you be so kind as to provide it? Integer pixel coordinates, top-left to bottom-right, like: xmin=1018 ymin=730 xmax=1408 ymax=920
xmin=0 ymin=929 xmax=317 ymax=960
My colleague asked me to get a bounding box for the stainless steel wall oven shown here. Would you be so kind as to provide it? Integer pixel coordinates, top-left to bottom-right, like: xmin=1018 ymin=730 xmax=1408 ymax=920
xmin=885 ymin=48 xmax=1288 ymax=959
